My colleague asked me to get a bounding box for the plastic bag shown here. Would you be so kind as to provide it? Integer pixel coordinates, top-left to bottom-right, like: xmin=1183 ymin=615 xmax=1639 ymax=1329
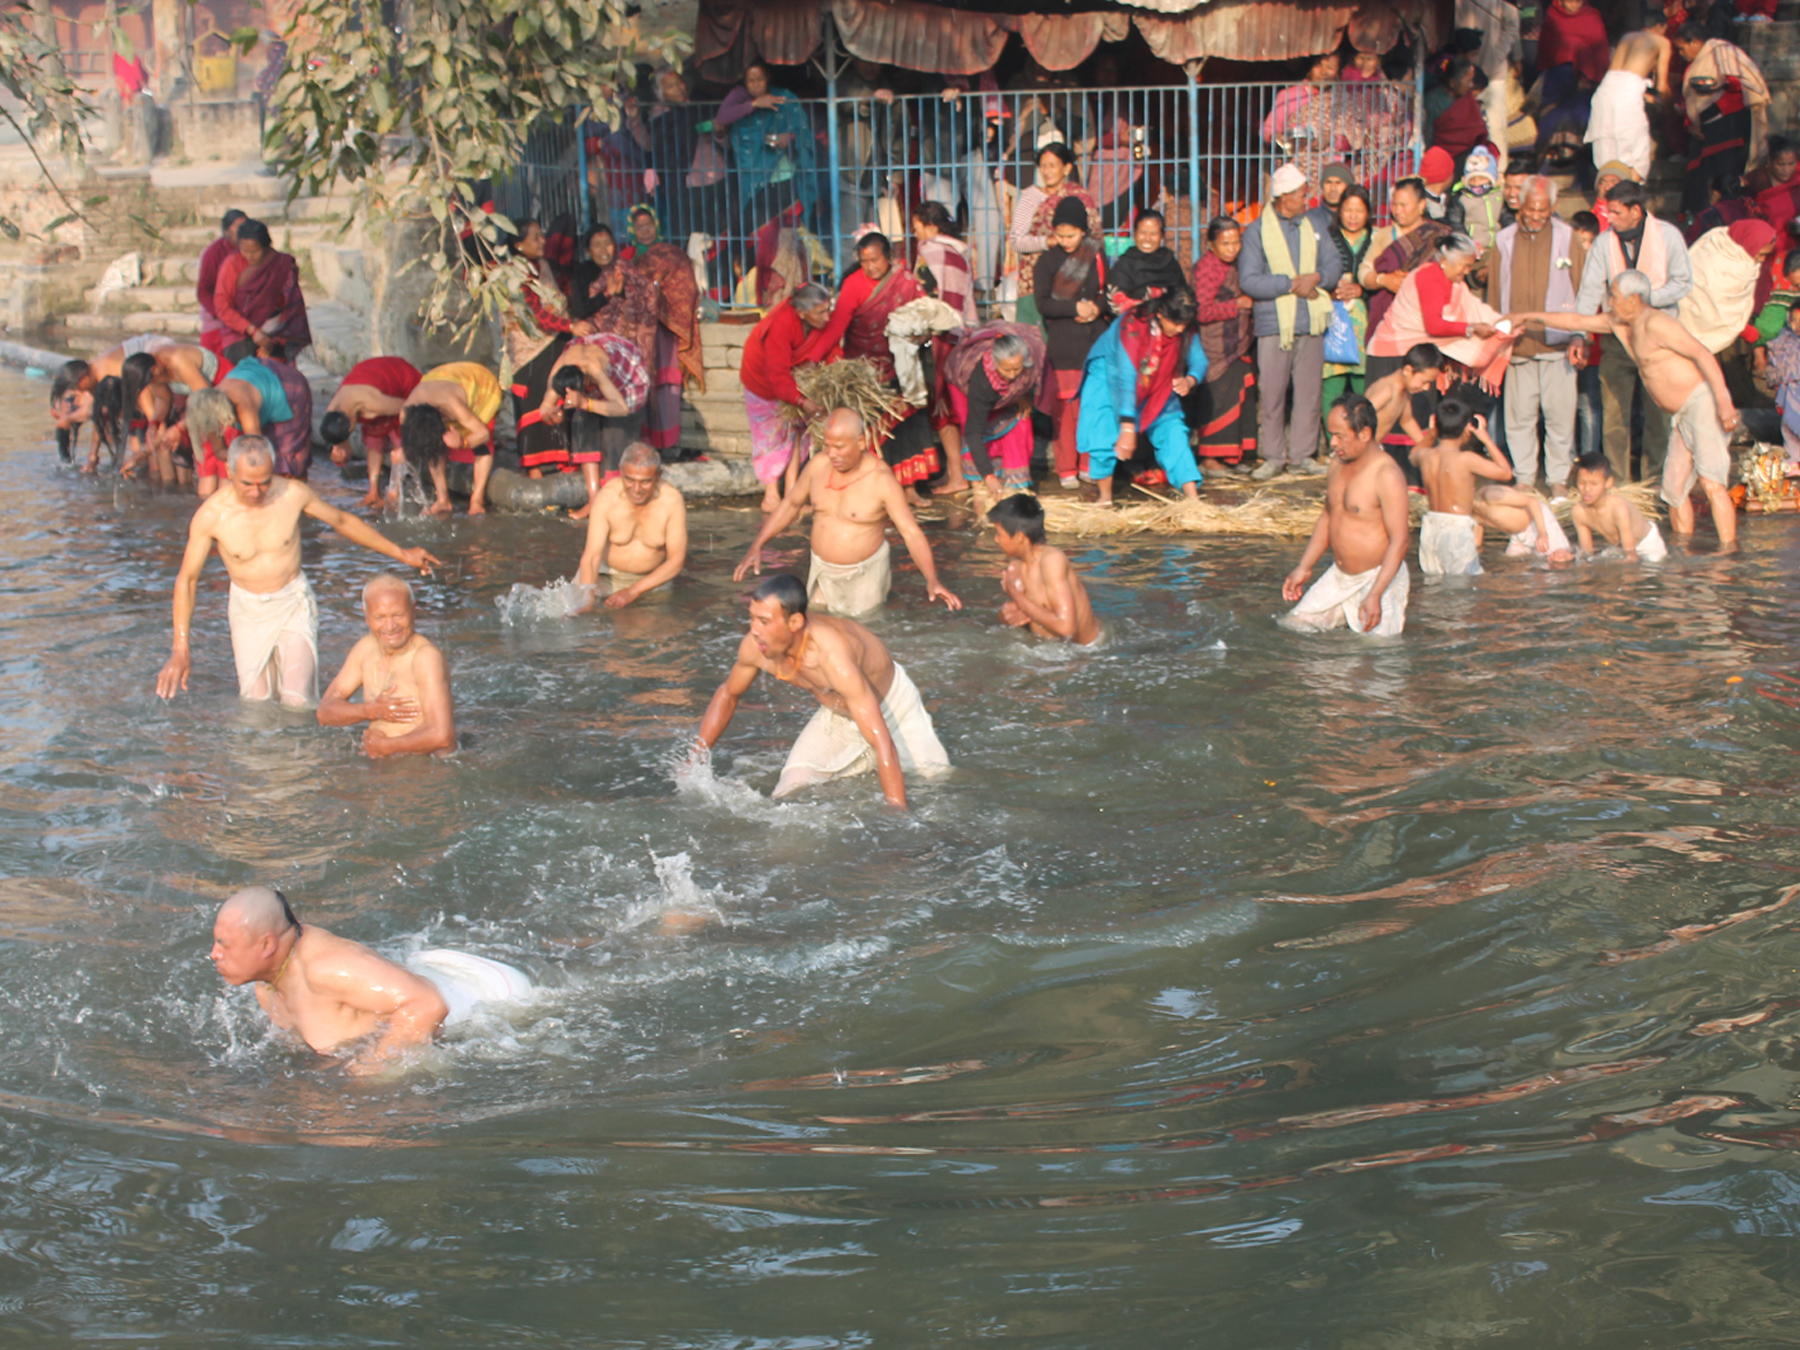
xmin=1324 ymin=299 xmax=1362 ymax=367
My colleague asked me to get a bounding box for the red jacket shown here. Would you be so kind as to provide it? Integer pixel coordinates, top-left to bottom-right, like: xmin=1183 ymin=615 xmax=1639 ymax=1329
xmin=740 ymin=302 xmax=839 ymax=406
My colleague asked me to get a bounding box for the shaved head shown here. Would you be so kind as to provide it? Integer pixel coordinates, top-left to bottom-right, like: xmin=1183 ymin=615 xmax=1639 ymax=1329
xmin=217 ymin=885 xmax=298 ymax=938
xmin=824 ymin=407 xmax=865 ymax=440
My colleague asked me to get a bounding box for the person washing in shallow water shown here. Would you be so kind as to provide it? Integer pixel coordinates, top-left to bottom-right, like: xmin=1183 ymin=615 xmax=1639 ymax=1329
xmin=1569 ymin=449 xmax=1670 ymax=560
xmin=1409 ymin=398 xmax=1517 ymax=577
xmin=317 ymin=573 xmax=456 ymax=758
xmin=988 ymin=493 xmax=1100 ymax=646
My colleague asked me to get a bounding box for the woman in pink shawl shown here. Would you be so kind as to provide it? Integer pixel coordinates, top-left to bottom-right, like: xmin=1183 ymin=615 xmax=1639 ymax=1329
xmin=212 ymin=219 xmax=311 ymax=363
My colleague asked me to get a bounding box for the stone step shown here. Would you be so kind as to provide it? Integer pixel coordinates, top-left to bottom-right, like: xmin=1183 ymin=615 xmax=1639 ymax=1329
xmin=120 ymin=311 xmax=202 ymax=336
xmin=307 ymin=242 xmax=371 ymax=312
xmin=87 ymin=283 xmax=191 ymax=313
xmin=307 ymin=300 xmax=372 ymax=377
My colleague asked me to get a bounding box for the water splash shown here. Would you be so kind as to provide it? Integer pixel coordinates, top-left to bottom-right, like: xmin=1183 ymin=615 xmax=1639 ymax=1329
xmin=496 ymin=578 xmax=593 ymax=625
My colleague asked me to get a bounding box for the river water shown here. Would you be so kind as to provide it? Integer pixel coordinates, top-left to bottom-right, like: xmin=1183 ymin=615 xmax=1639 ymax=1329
xmin=5 ymin=366 xmax=1800 ymax=1346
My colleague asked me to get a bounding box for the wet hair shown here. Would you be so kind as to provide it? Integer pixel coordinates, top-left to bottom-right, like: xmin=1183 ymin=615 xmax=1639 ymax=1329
xmin=362 ymin=572 xmax=414 ymax=607
xmin=1612 ymin=269 xmax=1653 ymax=302
xmin=1401 ymin=343 xmax=1445 ymax=372
xmin=120 ymin=352 xmax=158 ymax=429
xmin=228 ymin=434 xmax=273 ymax=473
xmin=553 ymin=365 xmax=601 ymax=463
xmin=91 ymin=376 xmax=122 ymax=458
xmin=792 ymin=281 xmax=832 ymax=311
xmin=1135 ymin=208 xmax=1166 ymax=231
xmin=320 ymin=409 xmax=353 ymax=447
xmin=912 ymin=201 xmax=963 ymax=240
xmin=988 ymin=492 xmax=1046 ymax=544
xmin=401 ymin=403 xmax=450 ymax=468
xmin=236 ymin=218 xmax=272 ymax=250
xmin=1604 ymin=180 xmax=1646 ymax=210
xmin=220 ymin=884 xmax=299 ymax=937
xmin=1392 ymin=176 xmax=1427 ymax=203
xmin=1575 ymin=450 xmax=1614 ymax=478
xmin=186 ymin=387 xmax=237 ymax=459
xmin=221 ymin=208 xmax=247 ymax=234
xmin=989 ymin=333 xmax=1033 ymax=366
xmin=620 ymin=442 xmax=662 ymax=473
xmin=754 ymin=573 xmax=808 ymax=618
xmin=1332 ymin=394 xmax=1379 ymax=437
xmin=1434 ymin=397 xmax=1474 ymax=441
xmin=856 ymin=231 xmax=892 ymax=259
xmin=1570 ymin=210 xmax=1601 ymax=235
xmin=1205 ymin=215 xmax=1242 ymax=244
xmin=1038 ymin=141 xmax=1077 ymax=168
xmin=50 ymin=359 xmax=88 ymax=407
xmin=1674 ymin=21 xmax=1706 ymax=44
xmin=1149 ymin=286 xmax=1198 ymax=328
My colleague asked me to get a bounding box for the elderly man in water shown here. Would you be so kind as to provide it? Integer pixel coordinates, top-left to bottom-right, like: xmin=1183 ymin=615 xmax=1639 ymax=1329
xmin=209 ymin=886 xmax=448 ymax=1076
xmin=697 ymin=574 xmax=949 ymax=808
xmin=155 ymin=437 xmax=441 ymax=708
xmin=573 ymin=442 xmax=688 ymax=609
xmin=733 ymin=407 xmax=961 ymax=616
xmin=317 ymin=574 xmax=456 ymax=756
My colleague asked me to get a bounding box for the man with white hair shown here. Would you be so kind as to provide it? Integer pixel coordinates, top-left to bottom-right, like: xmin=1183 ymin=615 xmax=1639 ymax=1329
xmin=1508 ymin=269 xmax=1740 ymax=544
xmin=573 ymin=442 xmax=688 ymax=609
xmin=317 ymin=573 xmax=456 ymax=756
xmin=156 ymin=437 xmax=442 ymax=708
xmin=1487 ymin=174 xmax=1587 ymax=497
xmin=1238 ymin=161 xmax=1343 ymax=479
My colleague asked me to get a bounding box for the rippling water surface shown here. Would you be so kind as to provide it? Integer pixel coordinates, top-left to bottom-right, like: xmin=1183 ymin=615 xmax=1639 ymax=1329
xmin=7 ymin=367 xmax=1800 ymax=1347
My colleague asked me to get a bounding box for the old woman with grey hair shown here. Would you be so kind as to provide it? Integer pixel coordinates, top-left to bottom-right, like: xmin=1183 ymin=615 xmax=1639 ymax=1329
xmin=1366 ymin=231 xmax=1516 ymax=409
xmin=943 ymin=323 xmax=1050 ymax=495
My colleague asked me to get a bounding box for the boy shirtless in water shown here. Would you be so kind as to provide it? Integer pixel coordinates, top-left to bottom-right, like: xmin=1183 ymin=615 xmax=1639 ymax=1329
xmin=1570 ymin=450 xmax=1669 ymax=560
xmin=1409 ymin=399 xmax=1514 ymax=575
xmin=317 ymin=573 xmax=456 ymax=757
xmin=988 ymin=493 xmax=1100 ymax=645
xmin=1281 ymin=395 xmax=1412 ymax=636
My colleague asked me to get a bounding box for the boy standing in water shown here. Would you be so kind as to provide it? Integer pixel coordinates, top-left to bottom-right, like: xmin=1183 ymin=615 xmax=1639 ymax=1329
xmin=1409 ymin=398 xmax=1515 ymax=576
xmin=1281 ymin=396 xmax=1412 ymax=636
xmin=1570 ymin=450 xmax=1669 ymax=560
xmin=988 ymin=494 xmax=1101 ymax=646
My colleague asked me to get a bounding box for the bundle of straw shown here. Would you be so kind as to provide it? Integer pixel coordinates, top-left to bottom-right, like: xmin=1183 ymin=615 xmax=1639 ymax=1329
xmin=1040 ymin=489 xmax=1325 ymax=538
xmin=787 ymin=358 xmax=911 ymax=446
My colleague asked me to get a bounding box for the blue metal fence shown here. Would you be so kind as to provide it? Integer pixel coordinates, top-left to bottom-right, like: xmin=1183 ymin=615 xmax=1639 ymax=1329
xmin=495 ymin=78 xmax=1420 ymax=311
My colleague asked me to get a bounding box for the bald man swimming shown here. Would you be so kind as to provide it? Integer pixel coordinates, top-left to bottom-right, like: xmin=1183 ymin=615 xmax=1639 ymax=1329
xmin=209 ymin=887 xmax=531 ymax=1075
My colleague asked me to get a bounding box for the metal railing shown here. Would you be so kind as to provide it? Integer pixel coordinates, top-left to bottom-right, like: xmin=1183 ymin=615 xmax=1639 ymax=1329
xmin=494 ymin=79 xmax=1420 ymax=310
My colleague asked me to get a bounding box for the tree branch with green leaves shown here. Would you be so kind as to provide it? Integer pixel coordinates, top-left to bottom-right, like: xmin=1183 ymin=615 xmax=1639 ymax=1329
xmin=263 ymin=0 xmax=687 ymax=340
xmin=0 ymin=4 xmax=97 ymax=240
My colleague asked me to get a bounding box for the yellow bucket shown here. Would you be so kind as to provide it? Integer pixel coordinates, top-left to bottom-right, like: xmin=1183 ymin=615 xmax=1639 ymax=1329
xmin=194 ymin=54 xmax=237 ymax=96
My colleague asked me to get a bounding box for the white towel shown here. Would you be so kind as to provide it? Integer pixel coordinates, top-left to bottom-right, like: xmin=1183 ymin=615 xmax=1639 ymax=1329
xmin=1585 ymin=70 xmax=1653 ymax=180
xmin=775 ymin=661 xmax=950 ymax=798
xmin=1505 ymin=505 xmax=1574 ymax=559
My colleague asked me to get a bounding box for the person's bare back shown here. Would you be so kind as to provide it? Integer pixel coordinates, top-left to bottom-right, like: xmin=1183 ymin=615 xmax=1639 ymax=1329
xmin=1612 ymin=29 xmax=1672 ymax=93
xmin=1002 ymin=545 xmax=1099 ymax=645
xmin=1366 ymin=370 xmax=1429 ymax=444
xmin=1411 ymin=409 xmax=1513 ymax=515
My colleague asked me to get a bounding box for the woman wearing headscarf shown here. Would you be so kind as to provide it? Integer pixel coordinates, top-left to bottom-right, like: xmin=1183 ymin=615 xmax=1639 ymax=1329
xmin=719 ymin=62 xmax=817 ymax=243
xmin=1678 ymin=218 xmax=1778 ymax=354
xmin=212 ymin=219 xmax=311 ymax=363
xmin=1009 ymin=143 xmax=1100 ymax=326
xmin=617 ymin=204 xmax=706 ymax=459
xmin=945 ymin=325 xmax=1049 ymax=496
xmin=1034 ymin=195 xmax=1108 ymax=489
xmin=1677 ymin=23 xmax=1772 ymax=217
xmin=1322 ymin=187 xmax=1373 ymax=420
xmin=1191 ymin=217 xmax=1257 ymax=469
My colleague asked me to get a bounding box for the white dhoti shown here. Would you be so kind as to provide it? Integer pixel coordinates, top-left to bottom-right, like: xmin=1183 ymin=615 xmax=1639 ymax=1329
xmin=1504 ymin=505 xmax=1573 ymax=559
xmin=1281 ymin=562 xmax=1410 ymax=637
xmin=807 ymin=540 xmax=891 ymax=616
xmin=775 ymin=660 xmax=950 ymax=798
xmin=407 ymin=949 xmax=535 ymax=1026
xmin=227 ymin=572 xmax=318 ymax=705
xmin=1663 ymin=382 xmax=1734 ymax=506
xmin=1635 ymin=520 xmax=1670 ymax=561
xmin=1419 ymin=511 xmax=1483 ymax=576
xmin=1585 ymin=70 xmax=1653 ymax=180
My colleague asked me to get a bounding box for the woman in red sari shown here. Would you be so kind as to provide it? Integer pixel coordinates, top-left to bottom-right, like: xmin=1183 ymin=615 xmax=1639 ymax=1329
xmin=212 ymin=219 xmax=311 ymax=364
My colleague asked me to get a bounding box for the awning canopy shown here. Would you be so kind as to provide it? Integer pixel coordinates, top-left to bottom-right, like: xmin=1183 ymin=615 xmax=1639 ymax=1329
xmin=697 ymin=0 xmax=1445 ymax=78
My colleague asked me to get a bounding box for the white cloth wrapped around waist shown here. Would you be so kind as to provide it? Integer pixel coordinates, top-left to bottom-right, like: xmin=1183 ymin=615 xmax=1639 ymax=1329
xmin=775 ymin=660 xmax=951 ymax=797
xmin=227 ymin=571 xmax=318 ymax=703
xmin=808 ymin=540 xmax=892 ymax=616
xmin=406 ymin=949 xmax=536 ymax=1026
xmin=1504 ymin=504 xmax=1574 ymax=559
xmin=1419 ymin=511 xmax=1483 ymax=577
xmin=1281 ymin=560 xmax=1410 ymax=637
xmin=1634 ymin=520 xmax=1669 ymax=561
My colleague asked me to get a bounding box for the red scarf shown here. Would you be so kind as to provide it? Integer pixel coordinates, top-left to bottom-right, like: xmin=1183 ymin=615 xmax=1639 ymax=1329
xmin=1119 ymin=312 xmax=1185 ymax=426
xmin=1537 ymin=2 xmax=1611 ymax=85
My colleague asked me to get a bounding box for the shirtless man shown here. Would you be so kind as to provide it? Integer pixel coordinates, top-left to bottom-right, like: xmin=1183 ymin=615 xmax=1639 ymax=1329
xmin=1570 ymin=450 xmax=1669 ymax=560
xmin=1281 ymin=395 xmax=1412 ymax=636
xmin=1510 ymin=269 xmax=1739 ymax=543
xmin=697 ymin=574 xmax=949 ymax=807
xmin=573 ymin=442 xmax=687 ymax=609
xmin=155 ymin=437 xmax=441 ymax=708
xmin=402 ymin=363 xmax=504 ymax=516
xmin=1587 ymin=18 xmax=1670 ymax=182
xmin=320 ymin=356 xmax=423 ymax=509
xmin=733 ymin=407 xmax=961 ymax=615
xmin=1409 ymin=399 xmax=1514 ymax=576
xmin=989 ymin=492 xmax=1100 ymax=645
xmin=317 ymin=574 xmax=456 ymax=756
xmin=209 ymin=886 xmax=448 ymax=1076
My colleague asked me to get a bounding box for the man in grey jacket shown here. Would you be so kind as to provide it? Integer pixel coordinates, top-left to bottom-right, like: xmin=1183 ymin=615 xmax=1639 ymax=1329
xmin=1574 ymin=179 xmax=1692 ymax=481
xmin=1239 ymin=162 xmax=1344 ymax=479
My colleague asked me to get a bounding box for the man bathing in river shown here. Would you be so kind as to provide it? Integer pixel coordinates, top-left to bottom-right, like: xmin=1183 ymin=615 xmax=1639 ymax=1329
xmin=317 ymin=574 xmax=456 ymax=756
xmin=989 ymin=493 xmax=1101 ymax=645
xmin=1570 ymin=450 xmax=1669 ymax=560
xmin=697 ymin=574 xmax=949 ymax=808
xmin=573 ymin=442 xmax=688 ymax=608
xmin=155 ymin=437 xmax=441 ymax=707
xmin=1282 ymin=396 xmax=1411 ymax=636
xmin=1509 ymin=269 xmax=1739 ymax=544
xmin=210 ymin=886 xmax=448 ymax=1076
xmin=733 ymin=408 xmax=961 ymax=616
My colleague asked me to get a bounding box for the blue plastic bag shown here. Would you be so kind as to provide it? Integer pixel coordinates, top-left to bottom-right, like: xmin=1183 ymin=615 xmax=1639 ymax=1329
xmin=1323 ymin=300 xmax=1362 ymax=367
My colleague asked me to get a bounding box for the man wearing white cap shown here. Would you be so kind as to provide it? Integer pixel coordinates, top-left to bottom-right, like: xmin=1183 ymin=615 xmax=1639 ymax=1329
xmin=1238 ymin=162 xmax=1343 ymax=479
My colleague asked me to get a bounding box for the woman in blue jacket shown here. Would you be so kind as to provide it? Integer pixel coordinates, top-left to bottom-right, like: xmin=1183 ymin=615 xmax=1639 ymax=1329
xmin=1077 ymin=288 xmax=1208 ymax=505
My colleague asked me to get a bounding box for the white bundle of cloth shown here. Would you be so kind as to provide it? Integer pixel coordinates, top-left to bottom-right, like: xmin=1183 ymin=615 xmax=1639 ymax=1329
xmin=886 ymin=297 xmax=965 ymax=407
